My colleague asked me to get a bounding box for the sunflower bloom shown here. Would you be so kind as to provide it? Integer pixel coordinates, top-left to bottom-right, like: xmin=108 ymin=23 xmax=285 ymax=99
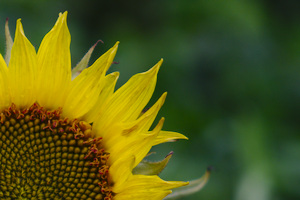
xmin=0 ymin=12 xmax=189 ymax=199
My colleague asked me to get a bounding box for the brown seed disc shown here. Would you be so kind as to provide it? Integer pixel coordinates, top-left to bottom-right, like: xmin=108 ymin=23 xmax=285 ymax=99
xmin=0 ymin=103 xmax=112 ymax=200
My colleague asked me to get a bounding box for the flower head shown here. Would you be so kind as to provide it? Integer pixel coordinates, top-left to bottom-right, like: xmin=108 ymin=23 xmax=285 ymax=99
xmin=0 ymin=12 xmax=190 ymax=199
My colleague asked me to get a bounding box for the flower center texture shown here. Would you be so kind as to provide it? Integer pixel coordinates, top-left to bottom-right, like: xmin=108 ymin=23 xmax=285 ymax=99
xmin=0 ymin=103 xmax=112 ymax=200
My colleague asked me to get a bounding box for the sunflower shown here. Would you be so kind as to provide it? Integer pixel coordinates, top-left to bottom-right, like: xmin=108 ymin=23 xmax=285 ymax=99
xmin=0 ymin=11 xmax=190 ymax=200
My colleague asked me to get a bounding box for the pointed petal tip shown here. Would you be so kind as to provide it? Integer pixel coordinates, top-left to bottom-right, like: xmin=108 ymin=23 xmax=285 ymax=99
xmin=112 ymin=41 xmax=120 ymax=50
xmin=182 ymin=134 xmax=189 ymax=140
xmin=156 ymin=58 xmax=163 ymax=70
xmin=158 ymin=92 xmax=167 ymax=106
xmin=62 ymin=11 xmax=68 ymax=20
xmin=15 ymin=19 xmax=25 ymax=36
xmin=162 ymin=92 xmax=167 ymax=99
xmin=144 ymin=59 xmax=163 ymax=76
xmin=178 ymin=134 xmax=189 ymax=141
xmin=150 ymin=117 xmax=166 ymax=137
xmin=156 ymin=58 xmax=163 ymax=69
xmin=106 ymin=41 xmax=119 ymax=56
xmin=157 ymin=58 xmax=163 ymax=68
xmin=110 ymin=71 xmax=120 ymax=79
xmin=16 ymin=18 xmax=22 ymax=26
xmin=58 ymin=11 xmax=68 ymax=17
xmin=184 ymin=181 xmax=190 ymax=186
xmin=56 ymin=11 xmax=68 ymax=26
xmin=155 ymin=117 xmax=165 ymax=130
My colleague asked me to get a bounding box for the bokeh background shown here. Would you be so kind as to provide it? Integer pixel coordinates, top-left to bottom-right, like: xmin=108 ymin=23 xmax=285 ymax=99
xmin=0 ymin=1 xmax=300 ymax=199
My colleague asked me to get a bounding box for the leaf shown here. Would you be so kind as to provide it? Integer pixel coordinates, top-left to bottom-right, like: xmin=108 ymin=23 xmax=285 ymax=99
xmin=132 ymin=151 xmax=173 ymax=175
xmin=164 ymin=167 xmax=211 ymax=199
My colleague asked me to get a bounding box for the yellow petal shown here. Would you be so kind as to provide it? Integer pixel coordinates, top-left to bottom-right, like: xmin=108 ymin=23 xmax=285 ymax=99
xmin=36 ymin=11 xmax=71 ymax=109
xmin=114 ymin=190 xmax=170 ymax=200
xmin=109 ymin=155 xmax=135 ymax=190
xmin=8 ymin=19 xmax=37 ymax=109
xmin=113 ymin=174 xmax=188 ymax=197
xmin=105 ymin=118 xmax=165 ymax=167
xmin=129 ymin=92 xmax=167 ymax=135
xmin=71 ymin=40 xmax=102 ymax=80
xmin=94 ymin=59 xmax=162 ymax=133
xmin=63 ymin=42 xmax=118 ymax=119
xmin=0 ymin=54 xmax=11 ymax=110
xmin=97 ymin=92 xmax=166 ymax=140
xmin=154 ymin=131 xmax=188 ymax=146
xmin=83 ymin=71 xmax=119 ymax=123
xmin=117 ymin=92 xmax=167 ymax=138
xmin=94 ymin=93 xmax=167 ymax=167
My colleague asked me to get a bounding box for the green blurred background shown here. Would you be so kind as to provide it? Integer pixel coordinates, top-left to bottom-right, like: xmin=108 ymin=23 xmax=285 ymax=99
xmin=0 ymin=0 xmax=300 ymax=199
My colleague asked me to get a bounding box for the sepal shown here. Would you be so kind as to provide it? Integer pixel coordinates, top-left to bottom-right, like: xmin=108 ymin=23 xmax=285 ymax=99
xmin=133 ymin=151 xmax=173 ymax=175
xmin=5 ymin=18 xmax=13 ymax=65
xmin=72 ymin=40 xmax=103 ymax=79
xmin=164 ymin=167 xmax=211 ymax=199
